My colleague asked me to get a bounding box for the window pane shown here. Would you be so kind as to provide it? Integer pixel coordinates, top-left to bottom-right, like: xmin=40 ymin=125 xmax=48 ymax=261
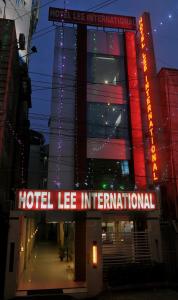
xmin=121 ymin=161 xmax=130 ymax=175
xmin=87 ymin=53 xmax=126 ymax=85
xmin=87 ymin=103 xmax=129 ymax=139
xmin=87 ymin=159 xmax=133 ymax=190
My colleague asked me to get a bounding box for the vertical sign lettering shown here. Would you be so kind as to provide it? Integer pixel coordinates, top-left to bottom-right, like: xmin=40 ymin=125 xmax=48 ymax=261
xmin=139 ymin=16 xmax=158 ymax=182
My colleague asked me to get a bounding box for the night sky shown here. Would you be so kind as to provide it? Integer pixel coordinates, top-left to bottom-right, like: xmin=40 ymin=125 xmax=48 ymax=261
xmin=29 ymin=0 xmax=178 ymax=143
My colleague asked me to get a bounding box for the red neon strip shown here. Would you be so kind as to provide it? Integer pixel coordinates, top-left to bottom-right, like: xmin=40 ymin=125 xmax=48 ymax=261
xmin=139 ymin=16 xmax=158 ymax=182
xmin=125 ymin=31 xmax=146 ymax=188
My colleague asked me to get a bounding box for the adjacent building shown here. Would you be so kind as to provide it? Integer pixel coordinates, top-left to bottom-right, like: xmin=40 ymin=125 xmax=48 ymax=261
xmin=0 ymin=2 xmax=39 ymax=299
xmin=0 ymin=0 xmax=40 ymax=61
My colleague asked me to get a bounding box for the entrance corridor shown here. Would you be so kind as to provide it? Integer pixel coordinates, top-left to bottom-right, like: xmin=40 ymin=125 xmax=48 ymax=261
xmin=18 ymin=241 xmax=84 ymax=291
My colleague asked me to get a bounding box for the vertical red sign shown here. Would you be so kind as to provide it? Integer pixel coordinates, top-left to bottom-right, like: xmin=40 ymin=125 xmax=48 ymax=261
xmin=125 ymin=31 xmax=146 ymax=188
xmin=138 ymin=13 xmax=159 ymax=183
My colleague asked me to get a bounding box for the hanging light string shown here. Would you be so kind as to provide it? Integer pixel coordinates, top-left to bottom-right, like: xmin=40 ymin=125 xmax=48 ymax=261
xmin=53 ymin=5 xmax=68 ymax=188
xmin=74 ymin=25 xmax=80 ymax=189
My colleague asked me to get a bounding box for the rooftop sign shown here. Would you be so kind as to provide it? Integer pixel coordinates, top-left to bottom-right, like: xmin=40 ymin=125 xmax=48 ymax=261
xmin=17 ymin=190 xmax=157 ymax=211
xmin=48 ymin=7 xmax=136 ymax=30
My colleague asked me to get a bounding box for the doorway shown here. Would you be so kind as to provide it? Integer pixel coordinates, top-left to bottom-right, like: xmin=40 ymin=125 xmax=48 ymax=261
xmin=18 ymin=218 xmax=76 ymax=291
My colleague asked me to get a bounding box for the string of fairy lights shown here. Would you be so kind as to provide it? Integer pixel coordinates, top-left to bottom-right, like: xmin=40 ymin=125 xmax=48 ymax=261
xmin=52 ymin=22 xmax=65 ymax=189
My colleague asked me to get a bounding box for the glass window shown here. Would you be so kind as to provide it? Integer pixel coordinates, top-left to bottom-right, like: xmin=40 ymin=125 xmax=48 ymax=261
xmin=87 ymin=53 xmax=126 ymax=85
xmin=121 ymin=161 xmax=130 ymax=176
xmin=87 ymin=159 xmax=133 ymax=190
xmin=87 ymin=103 xmax=129 ymax=139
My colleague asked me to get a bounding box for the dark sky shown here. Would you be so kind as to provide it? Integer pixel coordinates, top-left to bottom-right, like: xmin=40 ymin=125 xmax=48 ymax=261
xmin=29 ymin=0 xmax=178 ymax=142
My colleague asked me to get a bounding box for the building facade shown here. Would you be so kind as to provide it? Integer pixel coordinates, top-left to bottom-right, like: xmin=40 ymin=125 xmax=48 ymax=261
xmin=46 ymin=8 xmax=162 ymax=296
xmin=0 ymin=2 xmax=39 ymax=298
xmin=0 ymin=17 xmax=33 ymax=299
xmin=4 ymin=8 xmax=178 ymax=300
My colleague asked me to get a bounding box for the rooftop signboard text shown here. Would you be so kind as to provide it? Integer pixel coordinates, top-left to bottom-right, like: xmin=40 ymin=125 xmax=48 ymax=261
xmin=48 ymin=7 xmax=136 ymax=30
xmin=17 ymin=190 xmax=157 ymax=211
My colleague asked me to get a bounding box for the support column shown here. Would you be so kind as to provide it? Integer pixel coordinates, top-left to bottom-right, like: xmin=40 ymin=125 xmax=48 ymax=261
xmin=75 ymin=213 xmax=86 ymax=281
xmin=147 ymin=218 xmax=162 ymax=262
xmin=4 ymin=211 xmax=20 ymax=300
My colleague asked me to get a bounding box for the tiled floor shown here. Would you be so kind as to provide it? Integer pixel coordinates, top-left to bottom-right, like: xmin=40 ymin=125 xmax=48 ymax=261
xmin=18 ymin=241 xmax=85 ymax=291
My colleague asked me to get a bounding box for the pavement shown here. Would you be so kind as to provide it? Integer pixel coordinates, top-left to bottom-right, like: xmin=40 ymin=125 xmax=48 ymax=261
xmin=11 ymin=288 xmax=178 ymax=300
xmin=91 ymin=288 xmax=178 ymax=300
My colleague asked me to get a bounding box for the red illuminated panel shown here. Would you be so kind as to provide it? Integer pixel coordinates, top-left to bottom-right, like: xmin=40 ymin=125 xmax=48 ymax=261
xmin=125 ymin=31 xmax=146 ymax=188
xmin=87 ymin=138 xmax=130 ymax=160
xmin=87 ymin=84 xmax=127 ymax=105
xmin=16 ymin=189 xmax=157 ymax=211
xmin=138 ymin=15 xmax=159 ymax=182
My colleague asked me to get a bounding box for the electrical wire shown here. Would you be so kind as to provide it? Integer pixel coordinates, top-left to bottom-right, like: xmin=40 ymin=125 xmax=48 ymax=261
xmin=87 ymin=0 xmax=120 ymax=12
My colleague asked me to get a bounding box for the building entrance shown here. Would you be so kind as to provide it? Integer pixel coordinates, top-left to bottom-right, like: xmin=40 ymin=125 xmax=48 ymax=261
xmin=17 ymin=219 xmax=76 ymax=292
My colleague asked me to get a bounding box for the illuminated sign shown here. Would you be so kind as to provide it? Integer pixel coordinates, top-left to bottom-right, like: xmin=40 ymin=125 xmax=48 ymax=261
xmin=17 ymin=190 xmax=157 ymax=211
xmin=48 ymin=7 xmax=136 ymax=30
xmin=139 ymin=16 xmax=158 ymax=181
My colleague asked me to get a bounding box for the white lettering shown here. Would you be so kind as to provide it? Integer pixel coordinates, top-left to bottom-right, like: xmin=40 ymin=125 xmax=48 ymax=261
xmin=35 ymin=192 xmax=41 ymax=209
xmin=26 ymin=192 xmax=34 ymax=209
xmin=131 ymin=193 xmax=137 ymax=209
xmin=19 ymin=191 xmax=26 ymax=209
xmin=97 ymin=193 xmax=103 ymax=209
xmin=64 ymin=192 xmax=70 ymax=209
xmin=117 ymin=193 xmax=123 ymax=209
xmin=144 ymin=193 xmax=150 ymax=209
xmin=58 ymin=192 xmax=63 ymax=209
xmin=149 ymin=193 xmax=155 ymax=209
xmin=104 ymin=193 xmax=110 ymax=209
xmin=71 ymin=192 xmax=76 ymax=209
xmin=41 ymin=192 xmax=47 ymax=209
xmin=137 ymin=193 xmax=144 ymax=209
xmin=84 ymin=192 xmax=91 ymax=209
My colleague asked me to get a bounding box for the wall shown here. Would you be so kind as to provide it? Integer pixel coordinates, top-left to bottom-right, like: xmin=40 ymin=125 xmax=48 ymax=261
xmin=158 ymin=68 xmax=178 ymax=218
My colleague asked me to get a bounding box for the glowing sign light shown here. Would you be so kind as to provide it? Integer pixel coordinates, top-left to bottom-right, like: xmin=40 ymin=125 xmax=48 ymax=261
xmin=16 ymin=190 xmax=157 ymax=211
xmin=139 ymin=16 xmax=158 ymax=182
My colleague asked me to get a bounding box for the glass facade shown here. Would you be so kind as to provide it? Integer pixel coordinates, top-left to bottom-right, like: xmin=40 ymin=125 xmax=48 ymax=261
xmin=87 ymin=159 xmax=133 ymax=190
xmin=87 ymin=53 xmax=125 ymax=85
xmin=87 ymin=102 xmax=129 ymax=139
xmin=86 ymin=30 xmax=134 ymax=190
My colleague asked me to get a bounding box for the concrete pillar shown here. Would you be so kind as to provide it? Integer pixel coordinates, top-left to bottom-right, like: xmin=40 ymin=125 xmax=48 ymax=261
xmin=18 ymin=216 xmax=26 ymax=281
xmin=60 ymin=222 xmax=64 ymax=246
xmin=75 ymin=213 xmax=86 ymax=281
xmin=4 ymin=211 xmax=20 ymax=300
xmin=147 ymin=218 xmax=162 ymax=262
xmin=86 ymin=212 xmax=102 ymax=297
